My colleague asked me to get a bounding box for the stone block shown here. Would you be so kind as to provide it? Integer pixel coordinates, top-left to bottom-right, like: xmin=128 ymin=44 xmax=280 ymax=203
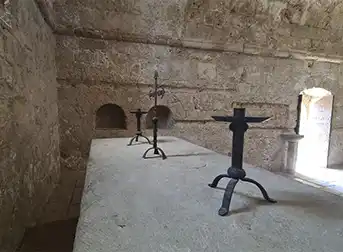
xmin=291 ymin=26 xmax=329 ymax=41
xmin=197 ymin=62 xmax=217 ymax=80
xmin=223 ymin=42 xmax=244 ymax=52
xmin=79 ymin=38 xmax=107 ymax=50
xmin=230 ymin=0 xmax=268 ymax=15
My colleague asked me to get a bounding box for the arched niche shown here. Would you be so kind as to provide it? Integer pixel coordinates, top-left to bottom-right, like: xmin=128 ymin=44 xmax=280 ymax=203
xmin=95 ymin=104 xmax=127 ymax=129
xmin=146 ymin=105 xmax=173 ymax=129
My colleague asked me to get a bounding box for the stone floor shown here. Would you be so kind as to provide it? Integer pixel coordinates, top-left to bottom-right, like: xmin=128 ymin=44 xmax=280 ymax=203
xmin=17 ymin=218 xmax=78 ymax=252
xmin=74 ymin=136 xmax=343 ymax=252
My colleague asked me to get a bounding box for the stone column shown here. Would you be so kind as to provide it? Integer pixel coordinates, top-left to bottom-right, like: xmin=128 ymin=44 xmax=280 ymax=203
xmin=280 ymin=133 xmax=304 ymax=174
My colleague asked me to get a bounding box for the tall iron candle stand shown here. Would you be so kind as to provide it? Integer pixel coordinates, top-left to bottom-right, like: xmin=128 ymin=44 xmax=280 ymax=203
xmin=209 ymin=108 xmax=277 ymax=216
xmin=142 ymin=71 xmax=167 ymax=160
xmin=127 ymin=109 xmax=151 ymax=146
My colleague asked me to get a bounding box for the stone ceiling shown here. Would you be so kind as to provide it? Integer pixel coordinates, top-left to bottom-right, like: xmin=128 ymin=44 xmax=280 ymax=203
xmin=45 ymin=0 xmax=343 ymax=61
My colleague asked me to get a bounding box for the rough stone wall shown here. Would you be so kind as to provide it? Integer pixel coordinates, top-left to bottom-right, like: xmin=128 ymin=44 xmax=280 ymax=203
xmin=53 ymin=0 xmax=343 ymax=62
xmin=53 ymin=0 xmax=343 ymax=215
xmin=0 ymin=0 xmax=59 ymax=250
xmin=56 ymin=35 xmax=343 ymax=169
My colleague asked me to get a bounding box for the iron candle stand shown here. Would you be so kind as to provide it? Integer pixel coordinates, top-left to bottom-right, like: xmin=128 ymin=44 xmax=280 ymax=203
xmin=209 ymin=108 xmax=277 ymax=216
xmin=142 ymin=71 xmax=167 ymax=160
xmin=127 ymin=109 xmax=151 ymax=146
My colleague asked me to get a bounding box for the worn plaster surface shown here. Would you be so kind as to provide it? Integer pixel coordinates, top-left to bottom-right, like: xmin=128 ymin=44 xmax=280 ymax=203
xmin=0 ymin=0 xmax=59 ymax=250
xmin=74 ymin=137 xmax=343 ymax=252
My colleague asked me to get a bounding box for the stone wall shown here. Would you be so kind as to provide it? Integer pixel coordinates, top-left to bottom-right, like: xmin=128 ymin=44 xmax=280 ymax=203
xmin=0 ymin=0 xmax=59 ymax=250
xmin=56 ymin=35 xmax=343 ymax=173
xmin=53 ymin=0 xmax=343 ymax=62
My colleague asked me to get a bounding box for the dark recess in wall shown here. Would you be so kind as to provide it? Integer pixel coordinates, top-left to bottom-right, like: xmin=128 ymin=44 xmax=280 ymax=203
xmin=95 ymin=104 xmax=127 ymax=129
xmin=146 ymin=105 xmax=173 ymax=129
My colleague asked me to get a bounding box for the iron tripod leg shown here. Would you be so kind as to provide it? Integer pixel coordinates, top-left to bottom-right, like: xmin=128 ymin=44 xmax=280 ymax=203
xmin=208 ymin=173 xmax=277 ymax=216
xmin=142 ymin=146 xmax=167 ymax=160
xmin=127 ymin=133 xmax=151 ymax=146
xmin=241 ymin=177 xmax=277 ymax=203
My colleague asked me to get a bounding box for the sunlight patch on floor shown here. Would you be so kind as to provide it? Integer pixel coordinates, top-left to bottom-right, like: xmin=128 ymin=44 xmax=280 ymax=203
xmin=295 ymin=167 xmax=343 ymax=196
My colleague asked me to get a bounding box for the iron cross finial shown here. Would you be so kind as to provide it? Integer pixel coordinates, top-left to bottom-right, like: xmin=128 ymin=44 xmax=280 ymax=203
xmin=149 ymin=70 xmax=165 ymax=99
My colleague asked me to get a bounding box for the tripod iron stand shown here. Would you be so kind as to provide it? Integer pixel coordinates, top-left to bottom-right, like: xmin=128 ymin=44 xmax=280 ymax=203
xmin=208 ymin=108 xmax=277 ymax=216
xmin=142 ymin=71 xmax=167 ymax=160
xmin=127 ymin=109 xmax=151 ymax=146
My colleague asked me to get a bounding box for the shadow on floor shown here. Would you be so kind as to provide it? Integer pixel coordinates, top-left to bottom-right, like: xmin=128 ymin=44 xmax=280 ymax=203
xmin=125 ymin=138 xmax=176 ymax=146
xmin=143 ymin=152 xmax=214 ymax=159
xmin=214 ymin=185 xmax=343 ymax=219
xmin=127 ymin=141 xmax=151 ymax=146
xmin=17 ymin=218 xmax=78 ymax=252
xmin=167 ymin=152 xmax=214 ymax=158
xmin=156 ymin=139 xmax=175 ymax=143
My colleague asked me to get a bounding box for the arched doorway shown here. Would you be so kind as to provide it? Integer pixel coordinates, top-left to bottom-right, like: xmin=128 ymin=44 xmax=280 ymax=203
xmin=296 ymin=87 xmax=333 ymax=173
xmin=146 ymin=105 xmax=173 ymax=129
xmin=95 ymin=104 xmax=127 ymax=129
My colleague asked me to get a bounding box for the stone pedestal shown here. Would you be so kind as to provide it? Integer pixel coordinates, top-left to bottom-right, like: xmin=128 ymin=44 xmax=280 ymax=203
xmin=280 ymin=133 xmax=304 ymax=174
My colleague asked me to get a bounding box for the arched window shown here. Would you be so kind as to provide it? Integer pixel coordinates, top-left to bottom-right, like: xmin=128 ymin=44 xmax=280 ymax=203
xmin=146 ymin=105 xmax=173 ymax=129
xmin=95 ymin=104 xmax=126 ymax=129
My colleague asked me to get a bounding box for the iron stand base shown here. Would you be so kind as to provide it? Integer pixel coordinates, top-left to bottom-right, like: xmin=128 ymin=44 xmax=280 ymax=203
xmin=142 ymin=146 xmax=167 ymax=160
xmin=127 ymin=132 xmax=151 ymax=146
xmin=208 ymin=167 xmax=277 ymax=216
